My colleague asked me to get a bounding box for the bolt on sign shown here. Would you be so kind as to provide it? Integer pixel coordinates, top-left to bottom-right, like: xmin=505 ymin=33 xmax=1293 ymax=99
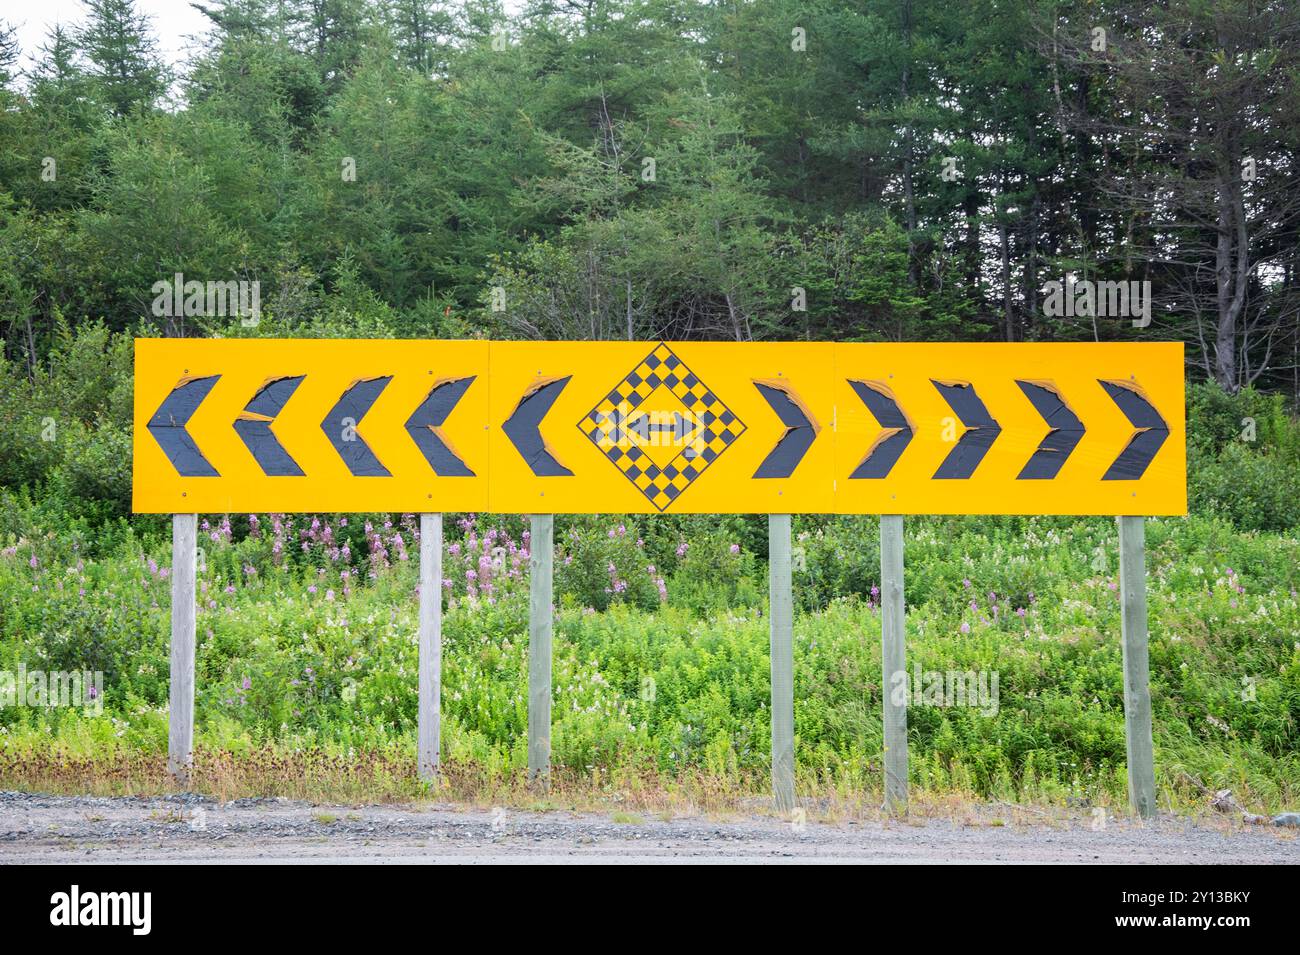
xmin=133 ymin=339 xmax=1186 ymax=515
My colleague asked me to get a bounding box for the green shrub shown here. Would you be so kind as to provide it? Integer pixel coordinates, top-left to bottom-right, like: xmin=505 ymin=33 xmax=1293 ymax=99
xmin=1187 ymin=381 xmax=1300 ymax=531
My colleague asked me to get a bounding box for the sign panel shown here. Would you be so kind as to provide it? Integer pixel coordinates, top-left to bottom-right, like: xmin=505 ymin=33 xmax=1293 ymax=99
xmin=133 ymin=339 xmax=1185 ymax=515
xmin=487 ymin=341 xmax=836 ymax=514
xmin=133 ymin=339 xmax=489 ymax=513
xmin=833 ymin=343 xmax=1186 ymax=515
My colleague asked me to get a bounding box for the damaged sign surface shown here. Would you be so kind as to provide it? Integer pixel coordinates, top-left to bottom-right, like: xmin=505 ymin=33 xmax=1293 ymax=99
xmin=135 ymin=338 xmax=490 ymax=513
xmin=134 ymin=339 xmax=1186 ymax=515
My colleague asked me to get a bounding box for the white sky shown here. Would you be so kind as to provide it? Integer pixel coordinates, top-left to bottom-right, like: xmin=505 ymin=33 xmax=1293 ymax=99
xmin=4 ymin=0 xmax=530 ymax=86
xmin=4 ymin=0 xmax=214 ymax=75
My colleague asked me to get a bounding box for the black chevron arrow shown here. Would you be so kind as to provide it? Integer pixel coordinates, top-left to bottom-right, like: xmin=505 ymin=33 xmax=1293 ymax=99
xmin=322 ymin=377 xmax=392 ymax=477
xmin=932 ymin=380 xmax=1001 ymax=479
xmin=848 ymin=380 xmax=913 ymax=479
xmin=147 ymin=375 xmax=221 ymax=477
xmin=1016 ymin=381 xmax=1085 ymax=480
xmin=753 ymin=382 xmax=818 ymax=478
xmin=504 ymin=377 xmax=573 ymax=476
xmin=1100 ymin=379 xmax=1170 ymax=480
xmin=405 ymin=377 xmax=476 ymax=477
xmin=235 ymin=376 xmax=305 ymax=476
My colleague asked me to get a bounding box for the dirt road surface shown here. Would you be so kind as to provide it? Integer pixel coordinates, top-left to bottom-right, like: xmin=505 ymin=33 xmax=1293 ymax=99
xmin=0 ymin=792 xmax=1295 ymax=864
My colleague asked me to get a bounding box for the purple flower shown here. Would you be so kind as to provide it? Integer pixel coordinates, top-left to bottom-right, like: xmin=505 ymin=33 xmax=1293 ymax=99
xmin=729 ymin=544 xmax=740 ymax=555
xmin=959 ymin=622 xmax=971 ymax=634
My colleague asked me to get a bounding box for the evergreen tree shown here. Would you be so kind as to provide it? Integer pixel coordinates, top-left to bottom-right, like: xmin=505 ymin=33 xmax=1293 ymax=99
xmin=0 ymin=20 xmax=20 ymax=90
xmin=76 ymin=0 xmax=167 ymax=116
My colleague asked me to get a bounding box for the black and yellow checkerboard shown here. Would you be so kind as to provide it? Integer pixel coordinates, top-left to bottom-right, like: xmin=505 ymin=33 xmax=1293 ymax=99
xmin=580 ymin=343 xmax=747 ymax=511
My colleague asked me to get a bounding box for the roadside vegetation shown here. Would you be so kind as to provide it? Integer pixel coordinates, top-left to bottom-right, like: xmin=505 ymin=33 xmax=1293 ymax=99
xmin=2 ymin=326 xmax=1299 ymax=814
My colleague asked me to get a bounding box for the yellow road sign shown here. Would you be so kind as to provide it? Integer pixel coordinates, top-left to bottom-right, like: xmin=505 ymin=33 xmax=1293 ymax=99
xmin=487 ymin=341 xmax=837 ymax=514
xmin=134 ymin=339 xmax=489 ymax=513
xmin=133 ymin=339 xmax=1185 ymax=515
xmin=833 ymin=342 xmax=1186 ymax=515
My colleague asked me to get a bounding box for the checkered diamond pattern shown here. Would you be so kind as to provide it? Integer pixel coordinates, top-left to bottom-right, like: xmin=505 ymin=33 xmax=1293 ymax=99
xmin=580 ymin=343 xmax=746 ymax=511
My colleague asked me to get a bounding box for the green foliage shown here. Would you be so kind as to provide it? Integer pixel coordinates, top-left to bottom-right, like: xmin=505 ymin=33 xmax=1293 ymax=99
xmin=1 ymin=0 xmax=1300 ymax=810
xmin=1187 ymin=382 xmax=1300 ymax=531
xmin=3 ymin=508 xmax=1298 ymax=808
xmin=555 ymin=517 xmax=664 ymax=613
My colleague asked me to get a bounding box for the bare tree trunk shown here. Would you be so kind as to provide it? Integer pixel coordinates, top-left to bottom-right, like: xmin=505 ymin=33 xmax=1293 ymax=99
xmin=999 ymin=209 xmax=1015 ymax=342
xmin=901 ymin=0 xmax=918 ymax=288
xmin=1214 ymin=167 xmax=1248 ymax=392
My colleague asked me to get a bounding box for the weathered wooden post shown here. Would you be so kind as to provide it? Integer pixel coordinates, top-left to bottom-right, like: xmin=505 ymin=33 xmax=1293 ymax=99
xmin=528 ymin=514 xmax=554 ymax=785
xmin=769 ymin=514 xmax=796 ymax=813
xmin=168 ymin=513 xmax=197 ymax=784
xmin=417 ymin=513 xmax=442 ymax=782
xmin=880 ymin=514 xmax=908 ymax=812
xmin=1118 ymin=515 xmax=1156 ymax=818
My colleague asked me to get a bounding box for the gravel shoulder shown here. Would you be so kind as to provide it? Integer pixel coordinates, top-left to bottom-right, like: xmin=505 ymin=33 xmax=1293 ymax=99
xmin=0 ymin=792 xmax=1295 ymax=864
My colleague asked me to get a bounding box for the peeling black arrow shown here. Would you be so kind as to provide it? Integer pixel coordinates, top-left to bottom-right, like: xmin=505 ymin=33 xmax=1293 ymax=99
xmin=406 ymin=377 xmax=476 ymax=477
xmin=504 ymin=377 xmax=573 ymax=476
xmin=932 ymin=380 xmax=1001 ymax=479
xmin=322 ymin=377 xmax=392 ymax=477
xmin=147 ymin=375 xmax=221 ymax=477
xmin=1100 ymin=379 xmax=1169 ymax=480
xmin=849 ymin=380 xmax=913 ymax=479
xmin=1016 ymin=381 xmax=1085 ymax=480
xmin=235 ymin=376 xmax=305 ymax=476
xmin=753 ymin=382 xmax=818 ymax=478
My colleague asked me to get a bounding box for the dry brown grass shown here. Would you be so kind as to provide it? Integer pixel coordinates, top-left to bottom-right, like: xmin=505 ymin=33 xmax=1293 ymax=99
xmin=0 ymin=746 xmax=1233 ymax=826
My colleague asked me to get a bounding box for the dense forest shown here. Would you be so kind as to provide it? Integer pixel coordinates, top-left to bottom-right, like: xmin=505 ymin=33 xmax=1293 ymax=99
xmin=0 ymin=0 xmax=1297 ymax=399
xmin=3 ymin=1 xmax=1300 ymax=809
